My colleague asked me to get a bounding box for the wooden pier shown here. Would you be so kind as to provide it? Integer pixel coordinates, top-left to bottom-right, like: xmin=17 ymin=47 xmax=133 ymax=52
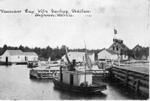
xmin=108 ymin=64 xmax=149 ymax=97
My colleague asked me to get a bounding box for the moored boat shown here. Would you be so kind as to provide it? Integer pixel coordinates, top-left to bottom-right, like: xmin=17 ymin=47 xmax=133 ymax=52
xmin=30 ymin=66 xmax=59 ymax=79
xmin=27 ymin=61 xmax=38 ymax=68
xmin=53 ymin=70 xmax=106 ymax=94
xmin=53 ymin=46 xmax=107 ymax=94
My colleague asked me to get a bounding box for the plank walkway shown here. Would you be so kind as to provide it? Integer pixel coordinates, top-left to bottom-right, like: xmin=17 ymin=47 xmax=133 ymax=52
xmin=113 ymin=63 xmax=149 ymax=75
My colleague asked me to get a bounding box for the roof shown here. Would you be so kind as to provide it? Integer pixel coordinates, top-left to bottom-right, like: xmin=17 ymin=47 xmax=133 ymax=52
xmin=2 ymin=49 xmax=38 ymax=56
xmin=62 ymin=51 xmax=94 ymax=62
xmin=23 ymin=52 xmax=38 ymax=56
xmin=109 ymin=42 xmax=129 ymax=51
xmin=67 ymin=51 xmax=94 ymax=56
xmin=106 ymin=49 xmax=118 ymax=55
xmin=6 ymin=50 xmax=24 ymax=55
xmin=109 ymin=38 xmax=129 ymax=51
xmin=132 ymin=44 xmax=142 ymax=51
xmin=98 ymin=48 xmax=118 ymax=55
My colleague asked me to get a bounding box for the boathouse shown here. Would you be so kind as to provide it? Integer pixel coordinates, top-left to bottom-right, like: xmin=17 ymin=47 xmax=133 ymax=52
xmin=0 ymin=50 xmax=25 ymax=63
xmin=23 ymin=52 xmax=38 ymax=62
xmin=61 ymin=52 xmax=95 ymax=63
xmin=0 ymin=49 xmax=38 ymax=64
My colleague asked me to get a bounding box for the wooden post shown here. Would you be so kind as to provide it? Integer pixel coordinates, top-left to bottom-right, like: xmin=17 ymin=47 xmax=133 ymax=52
xmin=135 ymin=79 xmax=140 ymax=93
xmin=60 ymin=66 xmax=63 ymax=82
xmin=125 ymin=70 xmax=128 ymax=87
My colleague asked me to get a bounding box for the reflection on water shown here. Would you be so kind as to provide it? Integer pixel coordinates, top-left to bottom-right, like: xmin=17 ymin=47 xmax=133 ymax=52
xmin=54 ymin=87 xmax=107 ymax=100
xmin=0 ymin=65 xmax=147 ymax=100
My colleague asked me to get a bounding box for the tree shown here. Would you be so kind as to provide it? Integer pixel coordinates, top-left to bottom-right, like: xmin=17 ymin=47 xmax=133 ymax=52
xmin=3 ymin=44 xmax=7 ymax=50
xmin=19 ymin=45 xmax=24 ymax=51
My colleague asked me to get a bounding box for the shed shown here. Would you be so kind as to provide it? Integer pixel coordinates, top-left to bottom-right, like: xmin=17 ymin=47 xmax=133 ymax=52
xmin=98 ymin=49 xmax=118 ymax=61
xmin=61 ymin=52 xmax=95 ymax=63
xmin=0 ymin=50 xmax=25 ymax=63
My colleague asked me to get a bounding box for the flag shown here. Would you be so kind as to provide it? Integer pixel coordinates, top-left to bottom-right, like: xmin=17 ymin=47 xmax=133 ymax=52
xmin=114 ymin=28 xmax=117 ymax=34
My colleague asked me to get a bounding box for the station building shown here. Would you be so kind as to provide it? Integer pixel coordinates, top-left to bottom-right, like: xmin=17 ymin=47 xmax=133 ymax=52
xmin=98 ymin=38 xmax=129 ymax=61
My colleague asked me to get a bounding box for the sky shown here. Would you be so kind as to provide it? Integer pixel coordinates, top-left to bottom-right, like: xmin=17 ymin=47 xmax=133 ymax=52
xmin=0 ymin=0 xmax=150 ymax=49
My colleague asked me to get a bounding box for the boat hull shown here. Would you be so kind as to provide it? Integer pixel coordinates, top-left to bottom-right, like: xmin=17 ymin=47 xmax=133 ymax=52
xmin=29 ymin=69 xmax=54 ymax=79
xmin=53 ymin=79 xmax=106 ymax=94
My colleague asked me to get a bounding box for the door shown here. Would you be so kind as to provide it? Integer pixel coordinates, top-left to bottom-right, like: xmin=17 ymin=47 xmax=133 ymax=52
xmin=6 ymin=57 xmax=8 ymax=63
xmin=6 ymin=57 xmax=8 ymax=64
xmin=70 ymin=74 xmax=74 ymax=86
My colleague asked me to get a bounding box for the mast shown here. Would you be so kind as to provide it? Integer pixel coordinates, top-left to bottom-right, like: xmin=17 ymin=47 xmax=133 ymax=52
xmin=84 ymin=41 xmax=87 ymax=85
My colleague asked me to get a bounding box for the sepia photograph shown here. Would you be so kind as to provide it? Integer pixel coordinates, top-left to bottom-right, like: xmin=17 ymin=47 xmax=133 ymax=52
xmin=0 ymin=0 xmax=149 ymax=100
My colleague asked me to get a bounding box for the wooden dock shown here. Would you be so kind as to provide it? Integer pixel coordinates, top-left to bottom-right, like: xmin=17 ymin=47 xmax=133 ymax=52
xmin=108 ymin=63 xmax=149 ymax=97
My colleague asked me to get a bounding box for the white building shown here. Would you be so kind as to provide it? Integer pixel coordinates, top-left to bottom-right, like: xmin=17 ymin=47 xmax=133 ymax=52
xmin=0 ymin=49 xmax=38 ymax=63
xmin=98 ymin=49 xmax=118 ymax=61
xmin=0 ymin=50 xmax=25 ymax=63
xmin=61 ymin=52 xmax=95 ymax=63
xmin=23 ymin=52 xmax=38 ymax=62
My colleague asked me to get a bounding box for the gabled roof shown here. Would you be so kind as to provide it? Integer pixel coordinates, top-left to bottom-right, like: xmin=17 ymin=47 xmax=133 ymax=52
xmin=98 ymin=48 xmax=118 ymax=55
xmin=132 ymin=44 xmax=142 ymax=51
xmin=109 ymin=42 xmax=129 ymax=51
xmin=67 ymin=51 xmax=94 ymax=56
xmin=106 ymin=49 xmax=118 ymax=55
xmin=6 ymin=50 xmax=24 ymax=55
xmin=23 ymin=52 xmax=38 ymax=56
xmin=2 ymin=49 xmax=38 ymax=56
xmin=62 ymin=51 xmax=94 ymax=62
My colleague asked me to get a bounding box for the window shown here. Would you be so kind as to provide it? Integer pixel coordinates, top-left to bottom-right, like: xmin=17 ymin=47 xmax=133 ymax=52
xmin=116 ymin=47 xmax=118 ymax=51
xmin=113 ymin=47 xmax=115 ymax=50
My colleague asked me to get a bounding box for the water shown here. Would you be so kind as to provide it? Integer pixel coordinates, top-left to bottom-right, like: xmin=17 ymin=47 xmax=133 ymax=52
xmin=0 ymin=65 xmax=146 ymax=100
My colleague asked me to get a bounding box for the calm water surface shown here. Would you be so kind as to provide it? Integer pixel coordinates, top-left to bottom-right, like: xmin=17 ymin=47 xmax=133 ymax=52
xmin=0 ymin=65 xmax=146 ymax=100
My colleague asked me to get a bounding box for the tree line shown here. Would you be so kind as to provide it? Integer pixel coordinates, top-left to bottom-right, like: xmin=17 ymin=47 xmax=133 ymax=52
xmin=0 ymin=44 xmax=149 ymax=61
xmin=0 ymin=44 xmax=100 ymax=61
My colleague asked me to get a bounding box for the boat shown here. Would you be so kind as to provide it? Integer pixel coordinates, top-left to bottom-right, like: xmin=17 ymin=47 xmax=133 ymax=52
xmin=27 ymin=61 xmax=39 ymax=68
xmin=30 ymin=66 xmax=59 ymax=79
xmin=53 ymin=46 xmax=107 ymax=94
xmin=53 ymin=69 xmax=106 ymax=94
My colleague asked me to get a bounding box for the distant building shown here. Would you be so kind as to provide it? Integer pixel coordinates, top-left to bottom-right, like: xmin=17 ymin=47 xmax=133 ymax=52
xmin=132 ymin=44 xmax=142 ymax=52
xmin=98 ymin=49 xmax=118 ymax=61
xmin=98 ymin=38 xmax=129 ymax=61
xmin=61 ymin=51 xmax=95 ymax=63
xmin=108 ymin=38 xmax=129 ymax=60
xmin=23 ymin=52 xmax=38 ymax=62
xmin=109 ymin=38 xmax=129 ymax=54
xmin=0 ymin=50 xmax=25 ymax=63
xmin=0 ymin=49 xmax=38 ymax=64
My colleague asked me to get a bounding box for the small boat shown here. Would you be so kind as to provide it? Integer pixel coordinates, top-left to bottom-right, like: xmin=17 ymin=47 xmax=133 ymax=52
xmin=53 ymin=47 xmax=107 ymax=94
xmin=30 ymin=66 xmax=59 ymax=79
xmin=27 ymin=61 xmax=38 ymax=68
xmin=49 ymin=61 xmax=61 ymax=67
